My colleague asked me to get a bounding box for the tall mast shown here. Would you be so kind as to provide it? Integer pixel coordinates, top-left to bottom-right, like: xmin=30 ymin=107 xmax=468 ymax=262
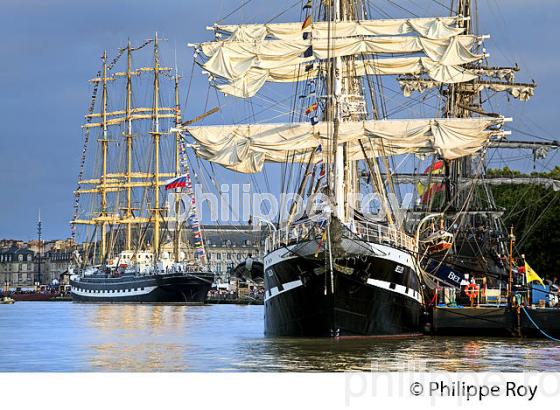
xmin=332 ymin=0 xmax=345 ymax=222
xmin=100 ymin=50 xmax=109 ymax=261
xmin=37 ymin=209 xmax=42 ymax=284
xmin=151 ymin=34 xmax=162 ymax=258
xmin=173 ymin=72 xmax=181 ymax=262
xmin=125 ymin=41 xmax=134 ymax=250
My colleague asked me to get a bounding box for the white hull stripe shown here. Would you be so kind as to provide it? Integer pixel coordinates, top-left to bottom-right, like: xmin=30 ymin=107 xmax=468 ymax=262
xmin=70 ymin=286 xmax=157 ymax=298
xmin=264 ymin=279 xmax=303 ymax=302
xmin=366 ymin=278 xmax=422 ymax=304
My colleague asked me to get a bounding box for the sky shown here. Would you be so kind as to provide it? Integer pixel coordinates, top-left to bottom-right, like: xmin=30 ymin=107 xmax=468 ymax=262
xmin=0 ymin=0 xmax=559 ymax=241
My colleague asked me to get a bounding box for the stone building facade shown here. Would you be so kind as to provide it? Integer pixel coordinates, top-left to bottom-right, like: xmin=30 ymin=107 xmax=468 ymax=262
xmin=0 ymin=239 xmax=76 ymax=289
xmin=198 ymin=225 xmax=264 ymax=279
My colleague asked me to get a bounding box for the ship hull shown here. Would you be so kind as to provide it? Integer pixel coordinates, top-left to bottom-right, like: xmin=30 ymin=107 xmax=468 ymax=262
xmin=264 ymin=240 xmax=424 ymax=337
xmin=70 ymin=273 xmax=213 ymax=304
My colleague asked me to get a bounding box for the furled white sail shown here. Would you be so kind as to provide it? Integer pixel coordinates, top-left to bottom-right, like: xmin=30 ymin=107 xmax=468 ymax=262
xmin=197 ymin=35 xmax=482 ymax=97
xmin=198 ymin=35 xmax=480 ymax=79
xmin=398 ymin=78 xmax=536 ymax=101
xmin=215 ymin=57 xmax=478 ymax=98
xmin=212 ymin=16 xmax=467 ymax=41
xmin=184 ymin=117 xmax=505 ymax=173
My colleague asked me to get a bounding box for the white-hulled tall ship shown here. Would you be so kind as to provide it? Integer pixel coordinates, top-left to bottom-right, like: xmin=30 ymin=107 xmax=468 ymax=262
xmin=70 ymin=35 xmax=214 ymax=304
xmin=174 ymin=0 xmax=540 ymax=335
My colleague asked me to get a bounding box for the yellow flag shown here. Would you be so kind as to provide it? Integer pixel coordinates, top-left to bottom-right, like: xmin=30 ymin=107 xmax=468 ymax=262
xmin=525 ymin=262 xmax=544 ymax=286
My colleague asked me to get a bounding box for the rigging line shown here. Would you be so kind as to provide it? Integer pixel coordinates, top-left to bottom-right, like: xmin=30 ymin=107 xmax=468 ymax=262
xmin=428 ymin=0 xmax=454 ymax=13
xmin=183 ymin=59 xmax=196 ymax=109
xmin=507 ymin=126 xmax=556 ymax=142
xmin=517 ymin=194 xmax=559 ymax=249
xmin=521 ymin=307 xmax=560 ymax=342
xmin=383 ymin=0 xmax=419 ymax=17
xmin=265 ymin=0 xmax=304 ymax=24
xmin=216 ymin=0 xmax=255 ymax=24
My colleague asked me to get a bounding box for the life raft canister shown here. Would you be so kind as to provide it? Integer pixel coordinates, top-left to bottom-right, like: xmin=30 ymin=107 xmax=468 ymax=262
xmin=428 ymin=241 xmax=453 ymax=253
xmin=464 ymin=283 xmax=479 ymax=299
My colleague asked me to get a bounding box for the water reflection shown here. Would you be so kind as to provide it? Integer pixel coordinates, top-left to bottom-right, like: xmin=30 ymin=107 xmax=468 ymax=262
xmin=0 ymin=303 xmax=559 ymax=372
xmin=84 ymin=305 xmax=190 ymax=371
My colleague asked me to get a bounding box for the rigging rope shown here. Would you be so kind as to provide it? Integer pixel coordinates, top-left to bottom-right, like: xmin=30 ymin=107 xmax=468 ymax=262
xmin=71 ymin=47 xmax=126 ymax=240
xmin=521 ymin=306 xmax=560 ymax=342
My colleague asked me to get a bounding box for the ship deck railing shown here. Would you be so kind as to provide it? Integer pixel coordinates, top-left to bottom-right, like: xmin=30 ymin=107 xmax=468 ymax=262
xmin=265 ymin=219 xmax=416 ymax=253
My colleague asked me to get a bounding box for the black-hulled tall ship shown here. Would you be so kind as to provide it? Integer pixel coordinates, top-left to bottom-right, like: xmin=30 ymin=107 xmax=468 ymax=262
xmin=70 ymin=35 xmax=214 ymax=304
xmin=174 ymin=0 xmax=531 ymax=336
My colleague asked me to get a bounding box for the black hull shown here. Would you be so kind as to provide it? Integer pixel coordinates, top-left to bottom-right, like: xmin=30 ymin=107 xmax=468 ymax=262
xmin=264 ymin=242 xmax=424 ymax=337
xmin=70 ymin=273 xmax=213 ymax=304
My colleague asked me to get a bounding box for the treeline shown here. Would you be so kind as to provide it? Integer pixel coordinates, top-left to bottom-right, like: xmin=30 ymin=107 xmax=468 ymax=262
xmin=488 ymin=166 xmax=560 ymax=279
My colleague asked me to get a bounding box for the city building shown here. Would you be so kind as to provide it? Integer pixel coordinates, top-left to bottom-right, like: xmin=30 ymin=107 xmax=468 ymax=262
xmin=197 ymin=224 xmax=264 ymax=279
xmin=0 ymin=239 xmax=76 ymax=289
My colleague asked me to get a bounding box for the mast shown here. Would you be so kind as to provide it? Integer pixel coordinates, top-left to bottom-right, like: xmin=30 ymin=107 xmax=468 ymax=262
xmin=36 ymin=209 xmax=42 ymax=285
xmin=125 ymin=41 xmax=134 ymax=251
xmin=151 ymin=33 xmax=162 ymax=259
xmin=100 ymin=50 xmax=109 ymax=262
xmin=332 ymin=0 xmax=345 ymax=222
xmin=173 ymin=71 xmax=181 ymax=262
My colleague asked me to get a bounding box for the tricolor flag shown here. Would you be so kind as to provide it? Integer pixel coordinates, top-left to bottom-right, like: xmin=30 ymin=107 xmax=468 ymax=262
xmin=165 ymin=175 xmax=187 ymax=190
xmin=417 ymin=160 xmax=444 ymax=203
xmin=305 ymin=102 xmax=318 ymax=115
xmin=302 ymin=15 xmax=312 ymax=29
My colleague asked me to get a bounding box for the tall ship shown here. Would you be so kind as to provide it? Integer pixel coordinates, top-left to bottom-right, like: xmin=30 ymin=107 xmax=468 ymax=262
xmin=70 ymin=35 xmax=214 ymax=303
xmin=172 ymin=0 xmax=553 ymax=336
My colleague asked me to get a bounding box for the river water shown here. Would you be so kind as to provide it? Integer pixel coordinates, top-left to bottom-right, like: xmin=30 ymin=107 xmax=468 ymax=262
xmin=0 ymin=302 xmax=558 ymax=372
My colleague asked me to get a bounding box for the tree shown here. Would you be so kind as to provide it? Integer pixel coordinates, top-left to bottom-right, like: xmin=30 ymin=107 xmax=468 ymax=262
xmin=489 ymin=167 xmax=560 ymax=279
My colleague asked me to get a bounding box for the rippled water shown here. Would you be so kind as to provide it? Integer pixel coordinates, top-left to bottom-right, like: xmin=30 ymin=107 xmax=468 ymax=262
xmin=0 ymin=302 xmax=558 ymax=372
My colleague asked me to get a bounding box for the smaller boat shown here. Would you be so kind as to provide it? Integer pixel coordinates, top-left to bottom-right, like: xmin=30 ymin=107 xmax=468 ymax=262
xmin=1 ymin=296 xmax=15 ymax=304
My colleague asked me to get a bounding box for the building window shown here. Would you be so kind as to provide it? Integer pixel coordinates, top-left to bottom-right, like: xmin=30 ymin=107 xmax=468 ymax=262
xmin=18 ymin=255 xmax=23 ymax=262
xmin=227 ymin=253 xmax=231 ymax=260
xmin=27 ymin=255 xmax=32 ymax=262
xmin=217 ymin=253 xmax=221 ymax=260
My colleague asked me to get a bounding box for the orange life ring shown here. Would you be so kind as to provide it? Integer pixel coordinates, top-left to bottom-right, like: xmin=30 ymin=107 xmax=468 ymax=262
xmin=464 ymin=283 xmax=479 ymax=299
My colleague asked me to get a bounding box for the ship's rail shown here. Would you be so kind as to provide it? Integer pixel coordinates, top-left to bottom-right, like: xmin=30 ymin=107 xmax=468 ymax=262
xmin=265 ymin=219 xmax=416 ymax=253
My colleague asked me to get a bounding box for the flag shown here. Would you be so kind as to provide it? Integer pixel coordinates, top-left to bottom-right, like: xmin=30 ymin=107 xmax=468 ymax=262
xmin=302 ymin=15 xmax=312 ymax=29
xmin=305 ymin=102 xmax=318 ymax=115
xmin=416 ymin=160 xmax=444 ymax=203
xmin=310 ymin=115 xmax=319 ymax=125
xmin=315 ymin=230 xmax=327 ymax=258
xmin=525 ymin=262 xmax=544 ymax=286
xmin=303 ymin=46 xmax=313 ymax=58
xmin=165 ymin=175 xmax=187 ymax=190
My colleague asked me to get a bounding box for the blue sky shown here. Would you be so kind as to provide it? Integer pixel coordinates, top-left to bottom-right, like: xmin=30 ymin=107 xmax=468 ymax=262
xmin=0 ymin=0 xmax=558 ymax=240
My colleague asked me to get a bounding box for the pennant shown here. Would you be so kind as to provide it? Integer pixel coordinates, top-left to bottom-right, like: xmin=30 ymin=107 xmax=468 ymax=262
xmin=305 ymin=102 xmax=318 ymax=115
xmin=302 ymin=15 xmax=312 ymax=30
xmin=310 ymin=115 xmax=319 ymax=125
xmin=303 ymin=46 xmax=313 ymax=58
